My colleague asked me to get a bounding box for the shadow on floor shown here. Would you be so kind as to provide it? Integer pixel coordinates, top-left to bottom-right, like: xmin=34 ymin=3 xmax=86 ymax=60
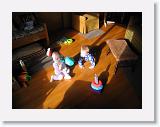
xmin=12 ymin=68 xmax=59 ymax=109
xmin=56 ymin=64 xmax=112 ymax=109
xmin=56 ymin=62 xmax=141 ymax=109
xmin=109 ymin=38 xmax=142 ymax=103
xmin=90 ymin=42 xmax=106 ymax=65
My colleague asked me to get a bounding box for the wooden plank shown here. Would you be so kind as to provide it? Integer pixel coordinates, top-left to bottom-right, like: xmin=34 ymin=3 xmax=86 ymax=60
xmin=12 ymin=24 xmax=50 ymax=49
xmin=72 ymin=14 xmax=86 ymax=34
xmin=12 ymin=24 xmax=141 ymax=109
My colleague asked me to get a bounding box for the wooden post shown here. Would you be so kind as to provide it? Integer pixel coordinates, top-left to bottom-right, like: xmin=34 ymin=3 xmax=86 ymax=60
xmin=44 ymin=23 xmax=50 ymax=46
xmin=104 ymin=13 xmax=107 ymax=27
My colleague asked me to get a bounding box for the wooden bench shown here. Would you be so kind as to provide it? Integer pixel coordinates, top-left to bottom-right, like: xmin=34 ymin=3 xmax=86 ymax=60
xmin=12 ymin=24 xmax=50 ymax=49
xmin=106 ymin=39 xmax=138 ymax=74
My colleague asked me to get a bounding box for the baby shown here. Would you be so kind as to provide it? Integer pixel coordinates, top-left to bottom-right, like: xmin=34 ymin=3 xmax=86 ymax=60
xmin=78 ymin=45 xmax=95 ymax=69
xmin=50 ymin=51 xmax=71 ymax=82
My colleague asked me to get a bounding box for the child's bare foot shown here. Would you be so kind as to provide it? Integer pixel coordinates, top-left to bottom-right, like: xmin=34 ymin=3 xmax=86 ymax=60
xmin=79 ymin=65 xmax=84 ymax=69
xmin=50 ymin=75 xmax=54 ymax=82
xmin=64 ymin=74 xmax=71 ymax=80
xmin=89 ymin=66 xmax=95 ymax=69
xmin=50 ymin=75 xmax=63 ymax=82
xmin=58 ymin=75 xmax=63 ymax=80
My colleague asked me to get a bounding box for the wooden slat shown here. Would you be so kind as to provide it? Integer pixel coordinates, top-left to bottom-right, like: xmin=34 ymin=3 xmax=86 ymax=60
xmin=12 ymin=24 xmax=141 ymax=109
xmin=12 ymin=24 xmax=50 ymax=49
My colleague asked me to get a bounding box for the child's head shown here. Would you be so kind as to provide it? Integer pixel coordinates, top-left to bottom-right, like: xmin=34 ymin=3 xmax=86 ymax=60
xmin=81 ymin=45 xmax=89 ymax=57
xmin=52 ymin=52 xmax=61 ymax=62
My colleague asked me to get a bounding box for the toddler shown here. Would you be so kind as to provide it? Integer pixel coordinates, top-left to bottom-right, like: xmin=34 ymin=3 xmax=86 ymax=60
xmin=50 ymin=51 xmax=71 ymax=82
xmin=78 ymin=45 xmax=95 ymax=69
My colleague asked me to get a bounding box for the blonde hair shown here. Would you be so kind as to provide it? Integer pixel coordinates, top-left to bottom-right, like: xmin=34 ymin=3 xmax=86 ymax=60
xmin=81 ymin=45 xmax=89 ymax=53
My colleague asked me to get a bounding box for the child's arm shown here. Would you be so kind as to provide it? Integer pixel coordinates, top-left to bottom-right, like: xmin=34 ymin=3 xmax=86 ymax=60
xmin=88 ymin=54 xmax=95 ymax=67
xmin=78 ymin=57 xmax=83 ymax=67
xmin=59 ymin=63 xmax=63 ymax=70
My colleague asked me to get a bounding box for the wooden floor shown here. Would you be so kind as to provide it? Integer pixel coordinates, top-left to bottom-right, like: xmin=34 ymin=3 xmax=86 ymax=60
xmin=12 ymin=24 xmax=142 ymax=109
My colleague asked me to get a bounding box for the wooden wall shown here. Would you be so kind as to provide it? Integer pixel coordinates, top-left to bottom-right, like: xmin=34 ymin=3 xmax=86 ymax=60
xmin=13 ymin=12 xmax=142 ymax=52
xmin=125 ymin=13 xmax=142 ymax=54
xmin=36 ymin=12 xmax=72 ymax=34
xmin=62 ymin=13 xmax=72 ymax=29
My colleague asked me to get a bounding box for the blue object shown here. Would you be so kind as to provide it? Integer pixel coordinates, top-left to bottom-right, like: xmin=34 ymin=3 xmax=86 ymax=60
xmin=64 ymin=57 xmax=74 ymax=66
xmin=78 ymin=53 xmax=95 ymax=67
xmin=91 ymin=84 xmax=103 ymax=91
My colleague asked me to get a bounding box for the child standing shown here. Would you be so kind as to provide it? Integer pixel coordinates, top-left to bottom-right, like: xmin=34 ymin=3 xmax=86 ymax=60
xmin=78 ymin=45 xmax=95 ymax=69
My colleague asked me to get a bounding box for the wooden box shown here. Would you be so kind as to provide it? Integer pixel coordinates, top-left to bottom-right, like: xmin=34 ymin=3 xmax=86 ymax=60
xmin=72 ymin=13 xmax=99 ymax=34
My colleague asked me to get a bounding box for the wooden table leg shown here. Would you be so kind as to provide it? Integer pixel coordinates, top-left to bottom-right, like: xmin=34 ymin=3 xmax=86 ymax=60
xmin=44 ymin=23 xmax=50 ymax=47
xmin=114 ymin=61 xmax=118 ymax=75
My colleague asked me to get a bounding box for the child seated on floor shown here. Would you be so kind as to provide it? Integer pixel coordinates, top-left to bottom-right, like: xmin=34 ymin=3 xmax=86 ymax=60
xmin=78 ymin=45 xmax=95 ymax=69
xmin=49 ymin=51 xmax=71 ymax=82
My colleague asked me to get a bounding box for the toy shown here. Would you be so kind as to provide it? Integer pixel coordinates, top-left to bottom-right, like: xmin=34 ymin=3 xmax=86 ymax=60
xmin=55 ymin=36 xmax=74 ymax=45
xmin=18 ymin=60 xmax=31 ymax=88
xmin=91 ymin=74 xmax=103 ymax=93
xmin=64 ymin=56 xmax=74 ymax=66
xmin=78 ymin=45 xmax=95 ymax=69
xmin=18 ymin=72 xmax=31 ymax=87
xmin=46 ymin=49 xmax=72 ymax=82
xmin=64 ymin=38 xmax=73 ymax=45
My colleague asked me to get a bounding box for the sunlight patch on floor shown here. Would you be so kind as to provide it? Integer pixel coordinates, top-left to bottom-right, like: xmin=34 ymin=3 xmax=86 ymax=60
xmin=42 ymin=80 xmax=74 ymax=108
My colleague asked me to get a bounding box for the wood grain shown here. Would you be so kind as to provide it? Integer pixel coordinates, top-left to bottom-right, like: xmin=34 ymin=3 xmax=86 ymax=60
xmin=12 ymin=24 xmax=142 ymax=109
